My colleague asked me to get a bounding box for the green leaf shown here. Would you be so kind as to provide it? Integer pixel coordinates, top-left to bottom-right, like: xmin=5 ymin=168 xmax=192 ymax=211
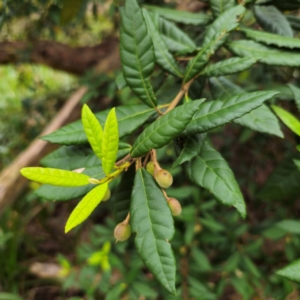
xmin=35 ymin=166 xmax=104 ymax=201
xmin=286 ymin=15 xmax=300 ymax=31
xmin=200 ymin=57 xmax=256 ymax=77
xmin=183 ymin=5 xmax=246 ymax=82
xmin=120 ymin=0 xmax=157 ymax=108
xmin=131 ymin=168 xmax=176 ymax=294
xmin=209 ymin=77 xmax=284 ymax=137
xmin=275 ymin=219 xmax=300 ymax=235
xmin=145 ymin=5 xmax=211 ymax=26
xmin=42 ymin=104 xmax=156 ymax=145
xmin=189 ymin=142 xmax=246 ymax=218
xmin=131 ymin=100 xmax=203 ymax=158
xmin=241 ymin=28 xmax=300 ymax=49
xmin=115 ymin=72 xmax=127 ymax=90
xmin=227 ymin=40 xmax=300 ymax=67
xmin=65 ymin=183 xmax=108 ymax=233
xmin=259 ymin=154 xmax=300 ymax=200
xmin=172 ymin=133 xmax=206 ymax=168
xmin=159 ymin=17 xmax=197 ymax=53
xmin=20 ymin=167 xmax=90 ymax=187
xmin=184 ymin=91 xmax=279 ymax=135
xmin=82 ymin=104 xmax=103 ymax=162
xmin=40 ymin=143 xmax=131 ymax=170
xmin=287 ymin=84 xmax=300 ymax=112
xmin=203 ymin=5 xmax=245 ymax=50
xmin=271 ymin=105 xmax=300 ymax=136
xmin=276 ymin=259 xmax=300 ymax=284
xmin=142 ymin=9 xmax=182 ymax=77
xmin=209 ymin=0 xmax=235 ymax=17
xmin=113 ymin=166 xmax=135 ymax=223
xmin=253 ymin=5 xmax=293 ymax=37
xmin=102 ymin=108 xmax=119 ymax=175
xmin=41 ymin=146 xmax=99 ymax=170
xmin=209 ymin=76 xmax=243 ymax=101
xmin=294 ymin=159 xmax=300 ymax=171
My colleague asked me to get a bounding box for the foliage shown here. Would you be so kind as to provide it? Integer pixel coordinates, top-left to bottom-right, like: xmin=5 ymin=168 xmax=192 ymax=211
xmin=0 ymin=0 xmax=299 ymax=298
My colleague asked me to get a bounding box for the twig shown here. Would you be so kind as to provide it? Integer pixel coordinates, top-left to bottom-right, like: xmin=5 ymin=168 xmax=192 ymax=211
xmin=164 ymin=79 xmax=195 ymax=114
xmin=115 ymin=153 xmax=132 ymax=167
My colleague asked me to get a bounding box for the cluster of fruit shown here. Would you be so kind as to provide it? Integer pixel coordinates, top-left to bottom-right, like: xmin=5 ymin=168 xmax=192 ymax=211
xmin=113 ymin=160 xmax=182 ymax=242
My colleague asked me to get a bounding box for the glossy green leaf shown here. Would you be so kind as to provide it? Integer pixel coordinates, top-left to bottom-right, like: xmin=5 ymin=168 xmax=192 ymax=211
xmin=209 ymin=76 xmax=243 ymax=101
xmin=172 ymin=133 xmax=206 ymax=168
xmin=183 ymin=5 xmax=246 ymax=82
xmin=131 ymin=100 xmax=203 ymax=158
xmin=42 ymin=104 xmax=156 ymax=145
xmin=227 ymin=40 xmax=300 ymax=67
xmin=142 ymin=9 xmax=182 ymax=77
xmin=20 ymin=167 xmax=90 ymax=187
xmin=253 ymin=5 xmax=293 ymax=37
xmin=131 ymin=168 xmax=176 ymax=294
xmin=203 ymin=5 xmax=245 ymax=49
xmin=276 ymin=259 xmax=300 ymax=284
xmin=241 ymin=28 xmax=300 ymax=49
xmin=82 ymin=104 xmax=103 ymax=162
xmin=120 ymin=0 xmax=157 ymax=108
xmin=159 ymin=17 xmax=197 ymax=53
xmin=190 ymin=142 xmax=246 ymax=218
xmin=288 ymin=84 xmax=300 ymax=112
xmin=200 ymin=57 xmax=256 ymax=77
xmin=65 ymin=183 xmax=108 ymax=233
xmin=35 ymin=166 xmax=104 ymax=201
xmin=184 ymin=91 xmax=279 ymax=136
xmin=145 ymin=5 xmax=211 ymax=26
xmin=259 ymin=154 xmax=300 ymax=200
xmin=209 ymin=77 xmax=284 ymax=137
xmin=40 ymin=143 xmax=131 ymax=170
xmin=209 ymin=0 xmax=235 ymax=17
xmin=271 ymin=105 xmax=300 ymax=136
xmin=102 ymin=108 xmax=119 ymax=175
xmin=113 ymin=166 xmax=135 ymax=223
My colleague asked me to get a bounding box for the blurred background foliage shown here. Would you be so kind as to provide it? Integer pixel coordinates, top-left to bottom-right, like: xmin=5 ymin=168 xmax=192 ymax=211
xmin=1 ymin=0 xmax=300 ymax=299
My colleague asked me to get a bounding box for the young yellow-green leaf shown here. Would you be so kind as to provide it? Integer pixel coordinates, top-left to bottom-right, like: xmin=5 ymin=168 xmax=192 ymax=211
xmin=20 ymin=167 xmax=90 ymax=187
xmin=102 ymin=108 xmax=119 ymax=175
xmin=65 ymin=183 xmax=108 ymax=233
xmin=131 ymin=169 xmax=176 ymax=294
xmin=120 ymin=0 xmax=157 ymax=108
xmin=82 ymin=104 xmax=103 ymax=162
xmin=271 ymin=105 xmax=300 ymax=136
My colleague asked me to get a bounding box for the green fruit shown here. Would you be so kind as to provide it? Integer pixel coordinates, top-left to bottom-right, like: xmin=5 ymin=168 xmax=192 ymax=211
xmin=114 ymin=222 xmax=131 ymax=242
xmin=102 ymin=188 xmax=111 ymax=201
xmin=154 ymin=169 xmax=173 ymax=189
xmin=146 ymin=161 xmax=155 ymax=175
xmin=167 ymin=197 xmax=182 ymax=216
